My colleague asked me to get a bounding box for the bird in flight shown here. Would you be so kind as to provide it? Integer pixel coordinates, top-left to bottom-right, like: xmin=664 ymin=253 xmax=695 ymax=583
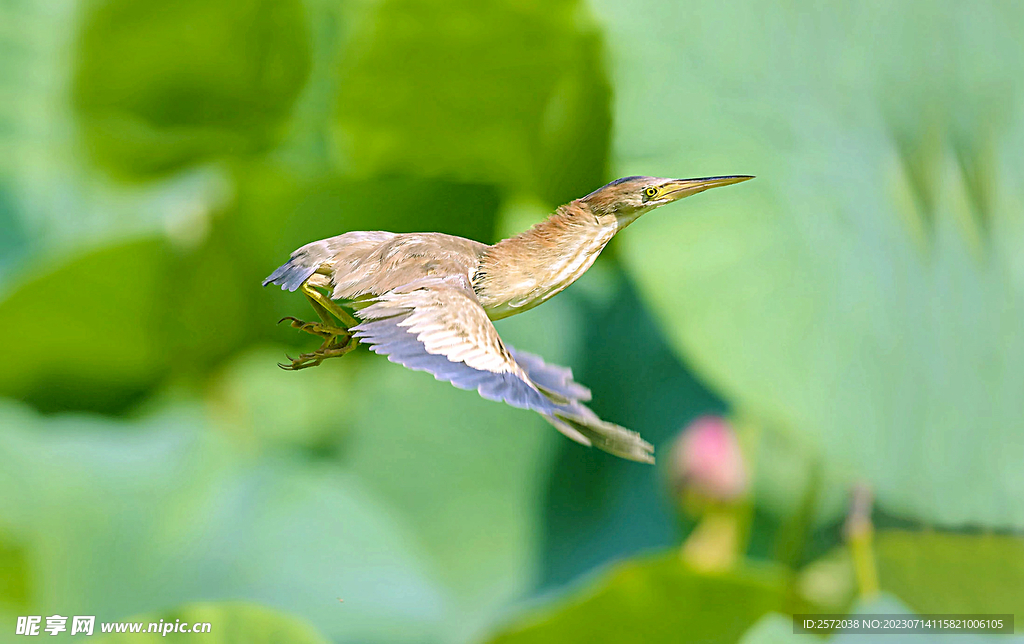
xmin=264 ymin=175 xmax=752 ymax=463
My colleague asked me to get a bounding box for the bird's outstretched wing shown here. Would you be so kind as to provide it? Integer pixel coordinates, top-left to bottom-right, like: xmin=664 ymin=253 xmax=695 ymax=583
xmin=351 ymin=276 xmax=654 ymax=463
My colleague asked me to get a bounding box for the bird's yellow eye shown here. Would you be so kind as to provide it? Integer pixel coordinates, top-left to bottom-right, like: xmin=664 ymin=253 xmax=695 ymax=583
xmin=643 ymin=187 xmax=658 ymax=200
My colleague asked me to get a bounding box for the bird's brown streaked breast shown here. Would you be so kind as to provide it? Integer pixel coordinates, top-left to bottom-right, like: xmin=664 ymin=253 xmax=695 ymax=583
xmin=474 ymin=219 xmax=617 ymax=320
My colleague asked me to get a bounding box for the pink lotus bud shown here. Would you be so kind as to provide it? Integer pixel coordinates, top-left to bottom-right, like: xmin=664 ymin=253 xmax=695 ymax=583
xmin=670 ymin=415 xmax=749 ymax=503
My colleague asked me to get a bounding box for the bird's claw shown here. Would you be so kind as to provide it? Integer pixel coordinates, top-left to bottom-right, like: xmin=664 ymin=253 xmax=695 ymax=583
xmin=277 ymin=337 xmax=358 ymax=371
xmin=278 ymin=316 xmax=349 ymax=339
xmin=276 ymin=312 xmax=357 ymax=370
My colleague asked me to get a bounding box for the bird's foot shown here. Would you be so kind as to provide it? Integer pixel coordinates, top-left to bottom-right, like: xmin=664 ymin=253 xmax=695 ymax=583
xmin=278 ymin=316 xmax=349 ymax=340
xmin=278 ymin=336 xmax=357 ymax=371
xmin=277 ymin=316 xmax=357 ymax=370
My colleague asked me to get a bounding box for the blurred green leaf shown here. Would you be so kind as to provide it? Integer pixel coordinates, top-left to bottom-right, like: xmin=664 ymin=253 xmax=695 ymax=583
xmin=874 ymin=530 xmax=1024 ymax=624
xmin=598 ymin=0 xmax=1024 ymax=528
xmin=486 ymin=553 xmax=787 ymax=644
xmin=0 ymin=229 xmax=265 ymax=412
xmin=206 ymin=346 xmax=356 ymax=451
xmin=332 ymin=0 xmax=610 ymax=202
xmin=0 ymin=400 xmax=448 ymax=643
xmin=72 ymin=0 xmax=312 ymax=177
xmin=92 ymin=602 xmax=329 ymax=643
xmin=0 ymin=238 xmax=174 ymax=412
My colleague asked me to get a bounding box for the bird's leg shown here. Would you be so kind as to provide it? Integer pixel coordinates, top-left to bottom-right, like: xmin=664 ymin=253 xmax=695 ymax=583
xmin=300 ymin=283 xmax=359 ymax=328
xmin=278 ymin=286 xmax=355 ymax=344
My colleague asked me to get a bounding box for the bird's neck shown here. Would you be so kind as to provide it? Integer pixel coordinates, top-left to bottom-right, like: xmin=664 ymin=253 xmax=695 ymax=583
xmin=473 ymin=201 xmax=619 ymax=319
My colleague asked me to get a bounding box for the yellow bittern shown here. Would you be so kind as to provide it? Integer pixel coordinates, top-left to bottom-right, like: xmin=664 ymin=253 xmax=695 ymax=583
xmin=264 ymin=175 xmax=752 ymax=463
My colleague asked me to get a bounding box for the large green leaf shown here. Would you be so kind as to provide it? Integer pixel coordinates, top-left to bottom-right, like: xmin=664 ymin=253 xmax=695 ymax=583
xmin=0 ymin=400 xmax=448 ymax=643
xmin=874 ymin=530 xmax=1024 ymax=624
xmin=596 ymin=0 xmax=1024 ymax=528
xmin=486 ymin=553 xmax=788 ymax=644
xmin=92 ymin=603 xmax=329 ymax=644
xmin=72 ymin=0 xmax=312 ymax=177
xmin=206 ymin=346 xmax=358 ymax=451
xmin=331 ymin=0 xmax=610 ymax=203
xmin=0 ymin=238 xmax=175 ymax=412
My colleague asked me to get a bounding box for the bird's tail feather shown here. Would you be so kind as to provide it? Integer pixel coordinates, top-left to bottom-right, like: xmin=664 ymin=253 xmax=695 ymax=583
xmin=545 ymin=410 xmax=655 ymax=464
xmin=262 ymin=242 xmax=328 ymax=291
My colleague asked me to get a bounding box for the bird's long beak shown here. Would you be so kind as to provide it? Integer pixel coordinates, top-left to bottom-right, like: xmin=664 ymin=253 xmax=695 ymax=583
xmin=660 ymin=175 xmax=754 ymax=202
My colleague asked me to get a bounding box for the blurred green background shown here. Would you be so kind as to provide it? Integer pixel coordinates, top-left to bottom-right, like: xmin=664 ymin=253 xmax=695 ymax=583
xmin=1 ymin=0 xmax=1023 ymax=642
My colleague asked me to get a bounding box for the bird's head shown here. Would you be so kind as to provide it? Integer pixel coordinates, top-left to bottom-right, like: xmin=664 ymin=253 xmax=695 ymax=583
xmin=579 ymin=175 xmax=753 ymax=226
